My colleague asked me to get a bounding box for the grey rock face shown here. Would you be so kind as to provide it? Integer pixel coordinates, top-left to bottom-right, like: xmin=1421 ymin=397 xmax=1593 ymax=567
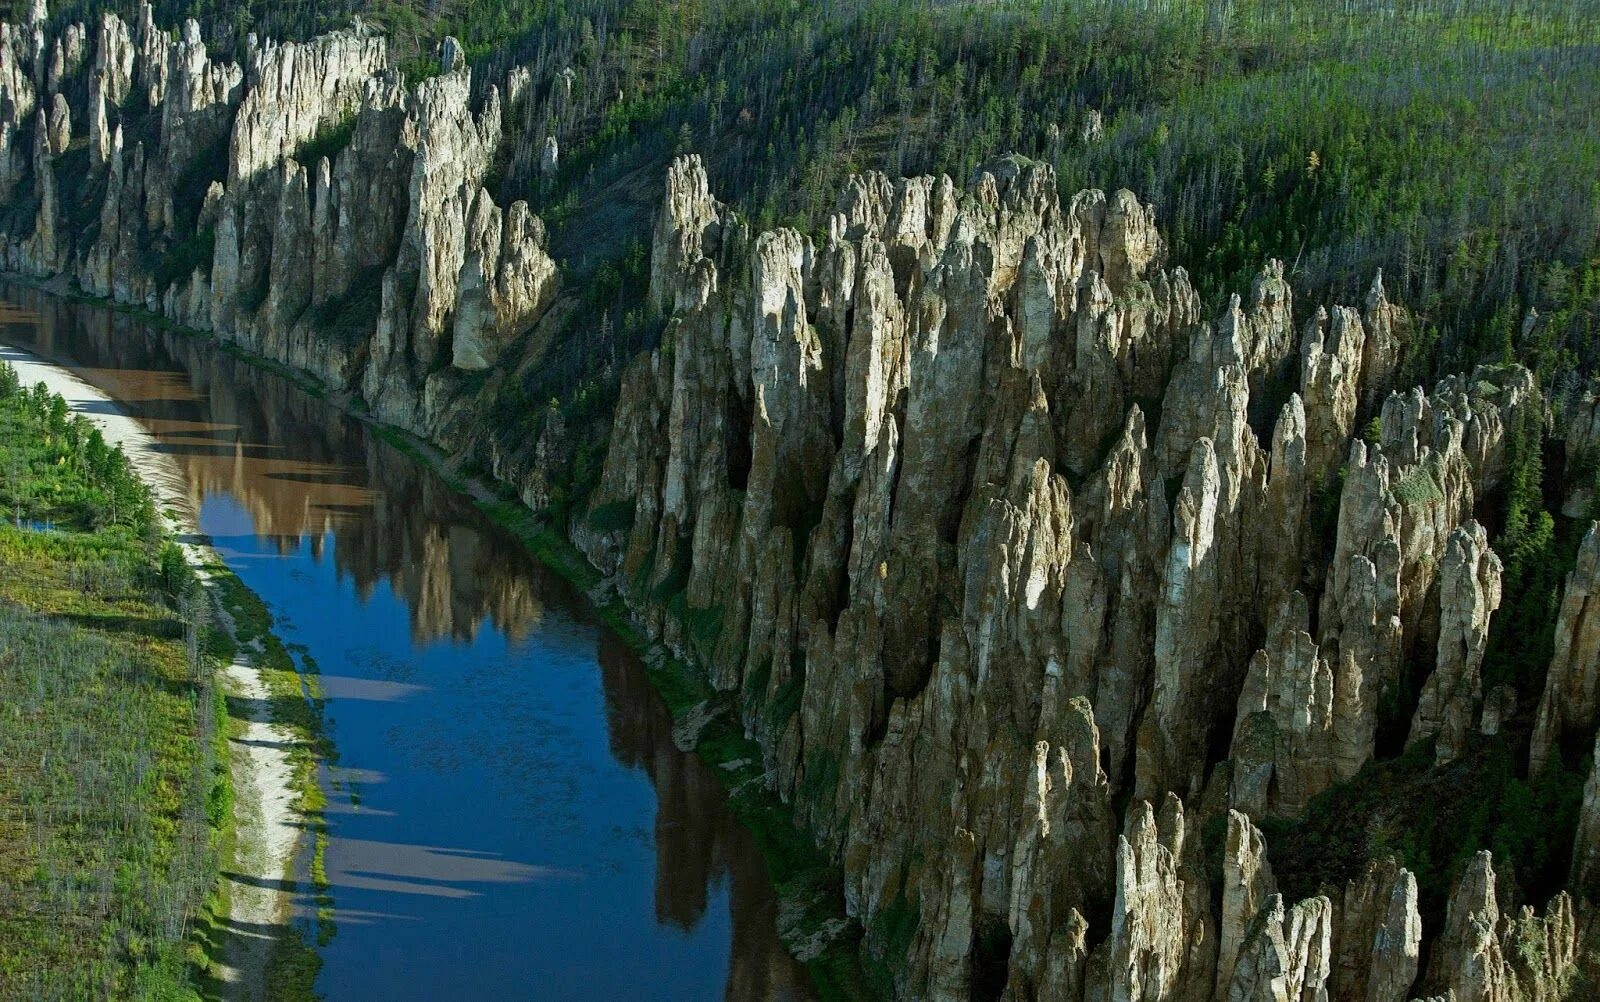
xmin=1217 ymin=811 xmax=1279 ymax=993
xmin=1421 ymin=852 xmax=1578 ymax=1002
xmin=94 ymin=12 xmax=134 ymax=107
xmin=228 ymin=26 xmax=387 ymax=185
xmin=45 ymin=92 xmax=68 ymax=153
xmin=0 ymin=3 xmax=1593 ymax=993
xmin=1229 ymin=594 xmax=1342 ymax=817
xmin=1530 ymin=522 xmax=1600 ymax=773
xmin=1407 ymin=522 xmax=1501 ymax=764
xmin=1331 ymin=858 xmax=1420 ymax=1002
xmin=1573 ymin=730 xmax=1600 ymax=896
xmin=1561 ymin=392 xmax=1600 ymax=517
xmin=452 ymin=195 xmax=558 ymax=370
xmin=573 ymin=152 xmax=1592 ymax=1000
xmin=1224 ymin=893 xmax=1332 ymax=1002
xmin=2 ymin=8 xmax=559 ymax=451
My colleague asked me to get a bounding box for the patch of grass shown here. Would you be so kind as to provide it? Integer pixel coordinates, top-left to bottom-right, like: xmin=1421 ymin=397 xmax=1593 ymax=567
xmin=863 ymin=890 xmax=919 ymax=997
xmin=0 ymin=367 xmax=157 ymax=535
xmin=768 ymin=676 xmax=806 ymax=730
xmin=207 ymin=563 xmax=287 ymax=663
xmin=312 ymin=264 xmax=386 ymax=345
xmin=262 ymin=923 xmax=322 ymax=1002
xmin=649 ymin=538 xmax=692 ymax=602
xmin=683 ymin=600 xmax=725 ymax=652
xmin=1391 ymin=461 xmax=1444 ymax=506
xmin=0 ymin=359 xmax=335 ymax=998
xmin=155 ymin=227 xmax=216 ymax=290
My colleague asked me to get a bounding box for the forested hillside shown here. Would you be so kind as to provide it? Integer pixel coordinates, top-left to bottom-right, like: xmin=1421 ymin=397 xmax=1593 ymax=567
xmin=13 ymin=0 xmax=1596 ymax=439
xmin=440 ymin=0 xmax=1600 ymax=550
xmin=2 ymin=0 xmax=1599 ymax=996
xmin=28 ymin=0 xmax=1600 ymax=366
xmin=356 ymin=0 xmax=1600 ymax=492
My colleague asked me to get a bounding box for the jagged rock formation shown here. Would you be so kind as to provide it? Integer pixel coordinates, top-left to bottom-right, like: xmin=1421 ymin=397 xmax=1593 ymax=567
xmin=451 ymin=196 xmax=558 ymax=372
xmin=580 ymin=163 xmax=1224 ymax=994
xmin=1002 ymin=699 xmax=1114 ymax=999
xmin=572 ymin=153 xmax=1582 ymax=999
xmin=1331 ymin=857 xmax=1421 ymax=1002
xmin=0 ymin=3 xmax=559 ymax=445
xmin=0 ymin=4 xmax=1594 ymax=997
xmin=1229 ymin=593 xmax=1346 ymax=818
xmin=1530 ymin=522 xmax=1600 ymax=773
xmin=1225 ymin=893 xmax=1332 ymax=1002
xmin=228 ymin=26 xmax=387 ymax=185
xmin=1575 ymin=731 xmax=1600 ymax=897
xmin=1561 ymin=392 xmax=1600 ymax=518
xmin=1407 ymin=521 xmax=1501 ymax=765
xmin=1420 ymin=852 xmax=1579 ymax=1002
xmin=1217 ymin=811 xmax=1279 ymax=993
xmin=1095 ymin=796 xmax=1214 ymax=1002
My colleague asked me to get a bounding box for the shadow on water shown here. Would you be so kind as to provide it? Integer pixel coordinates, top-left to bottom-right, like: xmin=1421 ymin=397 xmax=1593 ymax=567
xmin=0 ymin=281 xmax=816 ymax=1001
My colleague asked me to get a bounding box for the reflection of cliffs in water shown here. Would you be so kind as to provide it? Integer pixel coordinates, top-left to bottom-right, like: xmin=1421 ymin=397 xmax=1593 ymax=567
xmin=344 ymin=450 xmax=549 ymax=645
xmin=598 ymin=634 xmax=814 ymax=1002
xmin=0 ymin=283 xmax=818 ymax=999
xmin=1 ymin=282 xmax=545 ymax=645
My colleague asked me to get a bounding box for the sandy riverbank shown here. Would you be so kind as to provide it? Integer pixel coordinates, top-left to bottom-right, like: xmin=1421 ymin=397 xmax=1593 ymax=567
xmin=0 ymin=340 xmax=303 ymax=1000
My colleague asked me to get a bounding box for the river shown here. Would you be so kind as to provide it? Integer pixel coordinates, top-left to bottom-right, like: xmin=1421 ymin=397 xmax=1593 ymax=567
xmin=0 ymin=282 xmax=814 ymax=1001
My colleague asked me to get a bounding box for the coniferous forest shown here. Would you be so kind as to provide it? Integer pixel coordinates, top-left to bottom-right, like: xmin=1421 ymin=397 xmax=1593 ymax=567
xmin=0 ymin=0 xmax=1599 ymax=998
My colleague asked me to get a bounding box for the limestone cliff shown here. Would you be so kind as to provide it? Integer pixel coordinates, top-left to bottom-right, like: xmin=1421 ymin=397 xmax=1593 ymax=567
xmin=575 ymin=154 xmax=1586 ymax=998
xmin=0 ymin=4 xmax=559 ymax=447
xmin=1530 ymin=522 xmax=1600 ymax=774
xmin=0 ymin=6 xmax=1595 ymax=999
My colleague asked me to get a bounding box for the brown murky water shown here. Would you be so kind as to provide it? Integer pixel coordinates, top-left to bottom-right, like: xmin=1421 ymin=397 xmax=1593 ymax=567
xmin=0 ymin=284 xmax=815 ymax=1000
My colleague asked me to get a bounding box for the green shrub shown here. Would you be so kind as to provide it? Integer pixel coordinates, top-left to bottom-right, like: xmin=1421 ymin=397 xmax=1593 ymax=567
xmin=586 ymin=499 xmax=635 ymax=534
xmin=158 ymin=540 xmax=194 ymax=598
xmin=154 ymin=227 xmax=216 ymax=290
xmin=292 ymin=113 xmax=358 ymax=168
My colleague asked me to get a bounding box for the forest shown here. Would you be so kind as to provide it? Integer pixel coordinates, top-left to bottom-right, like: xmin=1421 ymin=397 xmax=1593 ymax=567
xmin=0 ymin=0 xmax=1598 ymax=994
xmin=21 ymin=0 xmax=1598 ymax=407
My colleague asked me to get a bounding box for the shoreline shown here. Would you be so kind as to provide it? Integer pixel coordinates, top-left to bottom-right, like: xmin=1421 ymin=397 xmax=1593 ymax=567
xmin=0 ymin=274 xmax=879 ymax=998
xmin=0 ymin=339 xmax=308 ymax=999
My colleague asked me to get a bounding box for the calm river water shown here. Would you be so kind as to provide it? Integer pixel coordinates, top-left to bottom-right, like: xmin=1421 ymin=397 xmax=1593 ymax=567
xmin=0 ymin=283 xmax=813 ymax=1000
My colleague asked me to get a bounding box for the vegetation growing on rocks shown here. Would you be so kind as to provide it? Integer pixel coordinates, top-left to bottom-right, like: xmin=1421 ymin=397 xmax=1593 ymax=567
xmin=1 ymin=0 xmax=1600 ymax=998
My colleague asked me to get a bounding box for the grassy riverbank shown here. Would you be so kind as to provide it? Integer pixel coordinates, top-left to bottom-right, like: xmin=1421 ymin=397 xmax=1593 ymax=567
xmin=0 ymin=355 xmax=333 ymax=1001
xmin=0 ymin=364 xmax=228 ymax=998
xmin=202 ymin=561 xmax=334 ymax=1002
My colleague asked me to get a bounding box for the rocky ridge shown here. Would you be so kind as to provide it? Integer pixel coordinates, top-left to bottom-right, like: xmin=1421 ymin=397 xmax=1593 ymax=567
xmin=576 ymin=154 xmax=1595 ymax=999
xmin=0 ymin=6 xmax=1595 ymax=999
xmin=0 ymin=2 xmax=558 ymax=445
